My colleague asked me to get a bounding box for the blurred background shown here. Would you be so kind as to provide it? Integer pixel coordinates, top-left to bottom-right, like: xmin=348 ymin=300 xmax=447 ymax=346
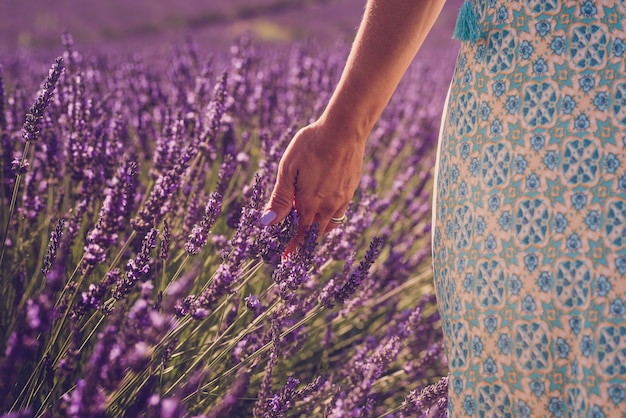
xmin=0 ymin=0 xmax=463 ymax=57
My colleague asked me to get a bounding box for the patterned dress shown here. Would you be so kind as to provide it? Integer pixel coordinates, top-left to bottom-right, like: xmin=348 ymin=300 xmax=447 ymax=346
xmin=432 ymin=0 xmax=626 ymax=416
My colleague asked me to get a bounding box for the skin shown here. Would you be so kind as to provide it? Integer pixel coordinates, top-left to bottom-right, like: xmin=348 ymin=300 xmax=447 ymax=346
xmin=262 ymin=0 xmax=448 ymax=252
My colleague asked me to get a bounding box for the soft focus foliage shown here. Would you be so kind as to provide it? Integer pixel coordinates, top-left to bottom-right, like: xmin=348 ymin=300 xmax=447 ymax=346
xmin=0 ymin=32 xmax=454 ymax=417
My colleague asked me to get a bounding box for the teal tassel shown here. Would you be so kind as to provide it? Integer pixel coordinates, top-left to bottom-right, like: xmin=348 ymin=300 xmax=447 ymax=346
xmin=452 ymin=1 xmax=482 ymax=42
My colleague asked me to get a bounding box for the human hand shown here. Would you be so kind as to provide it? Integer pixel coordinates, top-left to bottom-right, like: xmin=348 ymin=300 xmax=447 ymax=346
xmin=261 ymin=120 xmax=366 ymax=253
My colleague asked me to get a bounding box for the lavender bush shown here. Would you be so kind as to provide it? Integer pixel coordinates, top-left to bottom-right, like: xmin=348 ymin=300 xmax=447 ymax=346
xmin=0 ymin=32 xmax=454 ymax=417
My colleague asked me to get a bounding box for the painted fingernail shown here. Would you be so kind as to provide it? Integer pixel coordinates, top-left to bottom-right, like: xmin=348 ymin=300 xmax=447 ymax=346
xmin=260 ymin=210 xmax=277 ymax=226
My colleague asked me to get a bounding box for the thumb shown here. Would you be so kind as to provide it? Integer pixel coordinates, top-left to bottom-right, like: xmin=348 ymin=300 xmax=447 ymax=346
xmin=261 ymin=173 xmax=295 ymax=226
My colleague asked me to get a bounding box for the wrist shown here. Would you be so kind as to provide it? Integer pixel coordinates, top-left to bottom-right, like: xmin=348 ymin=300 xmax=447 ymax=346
xmin=317 ymin=109 xmax=371 ymax=149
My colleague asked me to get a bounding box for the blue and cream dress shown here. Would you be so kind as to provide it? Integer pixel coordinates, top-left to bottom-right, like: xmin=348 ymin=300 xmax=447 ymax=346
xmin=432 ymin=0 xmax=626 ymax=416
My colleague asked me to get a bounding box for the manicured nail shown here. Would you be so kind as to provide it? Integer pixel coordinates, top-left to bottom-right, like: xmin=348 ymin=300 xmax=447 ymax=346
xmin=260 ymin=210 xmax=277 ymax=226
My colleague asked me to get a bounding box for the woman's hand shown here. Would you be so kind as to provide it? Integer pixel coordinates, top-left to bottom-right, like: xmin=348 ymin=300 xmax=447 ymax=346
xmin=260 ymin=0 xmax=446 ymax=252
xmin=261 ymin=119 xmax=366 ymax=252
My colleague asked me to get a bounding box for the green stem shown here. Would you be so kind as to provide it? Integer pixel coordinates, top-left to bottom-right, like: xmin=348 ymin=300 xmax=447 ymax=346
xmin=0 ymin=141 xmax=31 ymax=270
xmin=197 ymin=304 xmax=325 ymax=397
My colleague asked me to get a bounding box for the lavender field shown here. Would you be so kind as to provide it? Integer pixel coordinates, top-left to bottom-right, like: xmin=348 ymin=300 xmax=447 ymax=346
xmin=1 ymin=1 xmax=460 ymax=416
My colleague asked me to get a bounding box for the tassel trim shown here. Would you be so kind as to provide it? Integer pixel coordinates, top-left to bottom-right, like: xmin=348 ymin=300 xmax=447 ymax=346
xmin=453 ymin=0 xmax=482 ymax=42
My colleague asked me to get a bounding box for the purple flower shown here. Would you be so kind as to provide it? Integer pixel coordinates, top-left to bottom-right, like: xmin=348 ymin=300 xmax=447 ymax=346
xmin=21 ymin=57 xmax=64 ymax=143
xmin=201 ymin=71 xmax=228 ymax=146
xmin=82 ymin=160 xmax=138 ymax=271
xmin=132 ymin=147 xmax=195 ymax=232
xmin=261 ymin=377 xmax=301 ymax=417
xmin=151 ymin=116 xmax=184 ymax=178
xmin=272 ymin=223 xmax=318 ymax=301
xmin=245 ymin=295 xmax=261 ymax=313
xmin=185 ymin=192 xmax=223 ymax=255
xmin=253 ymin=321 xmax=282 ymax=417
xmin=404 ymin=377 xmax=449 ymax=415
xmin=74 ymin=269 xmax=121 ymax=316
xmin=251 ymin=209 xmax=298 ymax=266
xmin=42 ymin=219 xmax=64 ymax=276
xmin=160 ymin=218 xmax=172 ymax=260
xmin=113 ymin=228 xmax=158 ymax=300
xmin=333 ymin=237 xmax=383 ymax=305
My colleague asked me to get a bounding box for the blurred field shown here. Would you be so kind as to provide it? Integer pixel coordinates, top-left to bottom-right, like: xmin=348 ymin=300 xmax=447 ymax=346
xmin=0 ymin=0 xmax=463 ymax=57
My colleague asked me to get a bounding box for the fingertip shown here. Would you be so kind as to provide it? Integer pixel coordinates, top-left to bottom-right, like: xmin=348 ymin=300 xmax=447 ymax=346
xmin=260 ymin=210 xmax=278 ymax=226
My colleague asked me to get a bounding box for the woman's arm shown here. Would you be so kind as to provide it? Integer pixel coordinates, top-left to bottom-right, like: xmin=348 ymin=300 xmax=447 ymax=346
xmin=262 ymin=0 xmax=447 ymax=251
xmin=322 ymin=0 xmax=447 ymax=145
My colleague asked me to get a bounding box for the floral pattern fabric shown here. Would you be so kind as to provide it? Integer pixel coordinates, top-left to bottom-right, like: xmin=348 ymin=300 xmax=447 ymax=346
xmin=433 ymin=0 xmax=626 ymax=416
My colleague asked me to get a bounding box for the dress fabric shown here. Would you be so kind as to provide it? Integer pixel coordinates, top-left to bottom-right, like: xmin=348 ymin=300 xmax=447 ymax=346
xmin=432 ymin=0 xmax=626 ymax=416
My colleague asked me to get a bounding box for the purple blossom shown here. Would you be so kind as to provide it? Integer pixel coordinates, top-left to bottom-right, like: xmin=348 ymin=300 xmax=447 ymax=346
xmin=253 ymin=320 xmax=282 ymax=417
xmin=62 ymin=378 xmax=108 ymax=418
xmin=21 ymin=57 xmax=64 ymax=143
xmin=185 ymin=192 xmax=222 ymax=255
xmin=333 ymin=237 xmax=383 ymax=305
xmin=251 ymin=208 xmax=298 ymax=266
xmin=265 ymin=376 xmax=300 ymax=417
xmin=74 ymin=269 xmax=121 ymax=316
xmin=42 ymin=218 xmax=64 ymax=276
xmin=10 ymin=157 xmax=28 ymax=175
xmin=113 ymin=228 xmax=158 ymax=300
xmin=245 ymin=294 xmax=261 ymax=314
xmin=192 ymin=70 xmax=229 ymax=162
xmin=181 ymin=192 xmax=202 ymax=237
xmin=160 ymin=218 xmax=171 ymax=260
xmin=404 ymin=377 xmax=449 ymax=416
xmin=272 ymin=222 xmax=318 ymax=301
xmin=216 ymin=153 xmax=236 ymax=196
xmin=145 ymin=395 xmax=186 ymax=418
xmin=151 ymin=115 xmax=184 ymax=178
xmin=203 ymin=71 xmax=228 ymax=145
xmin=82 ymin=160 xmax=138 ymax=271
xmin=132 ymin=147 xmax=195 ymax=232
xmin=0 ymin=293 xmax=54 ymax=396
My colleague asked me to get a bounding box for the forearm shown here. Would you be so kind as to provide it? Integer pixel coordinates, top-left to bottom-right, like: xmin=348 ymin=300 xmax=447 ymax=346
xmin=321 ymin=0 xmax=446 ymax=145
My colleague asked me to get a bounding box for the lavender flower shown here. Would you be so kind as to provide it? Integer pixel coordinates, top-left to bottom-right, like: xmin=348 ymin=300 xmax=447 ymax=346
xmin=266 ymin=376 xmax=300 ymax=418
xmin=185 ymin=192 xmax=222 ymax=255
xmin=216 ymin=153 xmax=236 ymax=196
xmin=82 ymin=160 xmax=138 ymax=271
xmin=194 ymin=70 xmax=228 ymax=162
xmin=333 ymin=237 xmax=383 ymax=305
xmin=155 ymin=220 xmax=170 ymax=262
xmin=61 ymin=30 xmax=82 ymax=72
xmin=404 ymin=377 xmax=449 ymax=415
xmin=251 ymin=209 xmax=298 ymax=266
xmin=181 ymin=174 xmax=266 ymax=318
xmin=42 ymin=219 xmax=64 ymax=276
xmin=132 ymin=147 xmax=195 ymax=232
xmin=151 ymin=114 xmax=184 ymax=178
xmin=245 ymin=295 xmax=261 ymax=314
xmin=271 ymin=222 xmax=318 ymax=302
xmin=253 ymin=320 xmax=282 ymax=417
xmin=336 ymin=335 xmax=402 ymax=414
xmin=0 ymin=293 xmax=54 ymax=397
xmin=74 ymin=269 xmax=121 ymax=316
xmin=21 ymin=57 xmax=64 ymax=143
xmin=113 ymin=228 xmax=158 ymax=300
xmin=181 ymin=192 xmax=202 ymax=237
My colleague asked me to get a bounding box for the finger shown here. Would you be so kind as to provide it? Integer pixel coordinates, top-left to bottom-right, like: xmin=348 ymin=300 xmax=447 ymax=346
xmin=284 ymin=199 xmax=318 ymax=254
xmin=261 ymin=168 xmax=296 ymax=226
xmin=322 ymin=206 xmax=349 ymax=234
